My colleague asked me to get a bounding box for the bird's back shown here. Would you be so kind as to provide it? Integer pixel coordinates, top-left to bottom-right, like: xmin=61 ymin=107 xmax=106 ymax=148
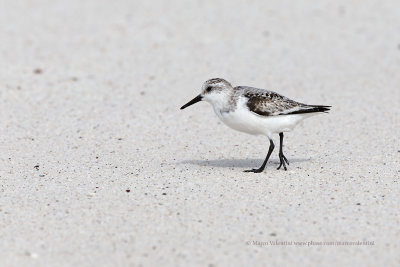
xmin=234 ymin=86 xmax=330 ymax=116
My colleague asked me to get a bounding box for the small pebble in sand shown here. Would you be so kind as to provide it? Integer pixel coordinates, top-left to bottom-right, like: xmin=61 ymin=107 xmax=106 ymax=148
xmin=25 ymin=251 xmax=39 ymax=258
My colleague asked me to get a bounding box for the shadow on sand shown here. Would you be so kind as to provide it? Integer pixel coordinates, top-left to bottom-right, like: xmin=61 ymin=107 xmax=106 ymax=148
xmin=180 ymin=158 xmax=310 ymax=168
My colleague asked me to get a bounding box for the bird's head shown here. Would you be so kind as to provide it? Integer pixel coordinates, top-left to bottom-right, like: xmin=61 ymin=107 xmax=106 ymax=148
xmin=180 ymin=78 xmax=233 ymax=110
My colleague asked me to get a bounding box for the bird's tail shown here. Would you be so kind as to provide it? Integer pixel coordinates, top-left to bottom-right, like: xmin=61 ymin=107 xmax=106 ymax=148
xmin=286 ymin=105 xmax=331 ymax=115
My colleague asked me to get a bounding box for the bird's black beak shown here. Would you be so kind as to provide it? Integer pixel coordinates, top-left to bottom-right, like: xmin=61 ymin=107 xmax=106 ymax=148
xmin=180 ymin=94 xmax=203 ymax=110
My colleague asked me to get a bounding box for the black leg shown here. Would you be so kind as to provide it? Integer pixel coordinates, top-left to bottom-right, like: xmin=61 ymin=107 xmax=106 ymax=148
xmin=277 ymin=132 xmax=289 ymax=171
xmin=244 ymin=139 xmax=275 ymax=173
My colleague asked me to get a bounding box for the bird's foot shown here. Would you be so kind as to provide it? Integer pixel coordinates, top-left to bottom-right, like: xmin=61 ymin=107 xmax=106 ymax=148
xmin=277 ymin=153 xmax=289 ymax=171
xmin=244 ymin=168 xmax=264 ymax=173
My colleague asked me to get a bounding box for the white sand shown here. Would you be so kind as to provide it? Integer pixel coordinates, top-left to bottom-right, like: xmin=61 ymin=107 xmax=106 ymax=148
xmin=0 ymin=0 xmax=399 ymax=266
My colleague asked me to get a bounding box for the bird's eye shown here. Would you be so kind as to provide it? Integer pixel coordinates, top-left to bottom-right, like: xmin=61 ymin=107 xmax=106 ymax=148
xmin=206 ymin=86 xmax=212 ymax=92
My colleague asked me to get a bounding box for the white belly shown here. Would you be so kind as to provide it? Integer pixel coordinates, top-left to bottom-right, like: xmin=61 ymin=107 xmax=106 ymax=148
xmin=216 ymin=108 xmax=314 ymax=138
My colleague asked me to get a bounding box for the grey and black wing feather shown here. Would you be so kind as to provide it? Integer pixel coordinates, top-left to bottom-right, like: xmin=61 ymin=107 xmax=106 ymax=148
xmin=237 ymin=86 xmax=331 ymax=116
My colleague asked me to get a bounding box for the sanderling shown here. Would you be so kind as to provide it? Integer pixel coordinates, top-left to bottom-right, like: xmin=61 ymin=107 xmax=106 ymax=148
xmin=180 ymin=78 xmax=330 ymax=173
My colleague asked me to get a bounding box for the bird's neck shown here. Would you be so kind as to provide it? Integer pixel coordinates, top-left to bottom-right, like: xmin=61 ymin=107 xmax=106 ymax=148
xmin=209 ymin=93 xmax=234 ymax=115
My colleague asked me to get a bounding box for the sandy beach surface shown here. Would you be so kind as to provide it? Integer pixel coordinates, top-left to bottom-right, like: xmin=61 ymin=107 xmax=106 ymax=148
xmin=1 ymin=0 xmax=399 ymax=266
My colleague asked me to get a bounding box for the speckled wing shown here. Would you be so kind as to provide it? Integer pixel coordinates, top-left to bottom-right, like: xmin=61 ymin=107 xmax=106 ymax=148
xmin=236 ymin=86 xmax=330 ymax=116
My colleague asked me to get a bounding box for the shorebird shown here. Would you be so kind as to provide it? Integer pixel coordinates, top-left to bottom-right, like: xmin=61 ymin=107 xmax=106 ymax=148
xmin=180 ymin=78 xmax=330 ymax=173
